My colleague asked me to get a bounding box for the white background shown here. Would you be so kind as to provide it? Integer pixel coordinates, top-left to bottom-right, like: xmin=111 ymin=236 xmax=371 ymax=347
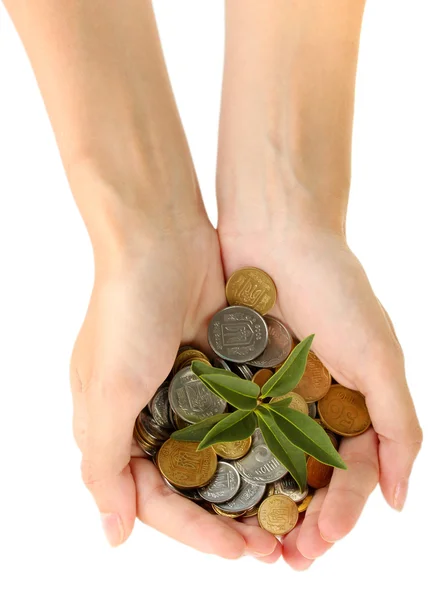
xmin=1 ymin=1 xmax=439 ymax=598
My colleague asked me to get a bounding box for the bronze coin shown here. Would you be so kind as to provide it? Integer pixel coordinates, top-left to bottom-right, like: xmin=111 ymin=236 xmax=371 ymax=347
xmin=306 ymin=456 xmax=333 ymax=489
xmin=294 ymin=350 xmax=331 ymax=401
xmin=258 ymin=494 xmax=299 ymax=535
xmin=157 ymin=439 xmax=217 ymax=489
xmin=213 ymin=437 xmax=252 ymax=460
xmin=318 ymin=384 xmax=371 ymax=437
xmin=252 ymin=369 xmax=274 ymax=388
xmin=225 ymin=267 xmax=277 ymax=315
xmin=173 ymin=348 xmax=209 ymax=374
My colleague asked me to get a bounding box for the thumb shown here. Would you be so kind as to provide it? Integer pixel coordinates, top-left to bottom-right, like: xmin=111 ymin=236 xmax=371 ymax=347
xmin=72 ymin=373 xmax=145 ymax=546
xmin=362 ymin=352 xmax=423 ymax=511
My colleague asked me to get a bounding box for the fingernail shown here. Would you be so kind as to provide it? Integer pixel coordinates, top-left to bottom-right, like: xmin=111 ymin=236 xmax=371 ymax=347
xmin=394 ymin=478 xmax=409 ymax=511
xmin=100 ymin=513 xmax=124 ymax=546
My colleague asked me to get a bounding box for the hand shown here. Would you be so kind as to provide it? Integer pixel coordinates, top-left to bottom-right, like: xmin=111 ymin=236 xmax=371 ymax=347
xmin=70 ymin=217 xmax=281 ymax=560
xmin=219 ymin=223 xmax=422 ymax=568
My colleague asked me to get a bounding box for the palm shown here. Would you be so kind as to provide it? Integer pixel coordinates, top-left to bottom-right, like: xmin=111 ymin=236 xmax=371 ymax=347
xmin=220 ymin=227 xmax=420 ymax=567
xmin=72 ymin=223 xmax=280 ymax=559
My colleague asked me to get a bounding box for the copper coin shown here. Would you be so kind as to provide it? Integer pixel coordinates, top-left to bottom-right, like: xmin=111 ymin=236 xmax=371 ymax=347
xmin=173 ymin=348 xmax=209 ymax=374
xmin=157 ymin=439 xmax=217 ymax=489
xmin=297 ymin=493 xmax=314 ymax=513
xmin=306 ymin=456 xmax=333 ymax=489
xmin=258 ymin=494 xmax=299 ymax=535
xmin=270 ymin=392 xmax=308 ymax=415
xmin=225 ymin=267 xmax=277 ymax=315
xmin=252 ymin=369 xmax=274 ymax=388
xmin=293 ymin=350 xmax=331 ymax=401
xmin=213 ymin=437 xmax=252 ymax=460
xmin=318 ymin=384 xmax=371 ymax=437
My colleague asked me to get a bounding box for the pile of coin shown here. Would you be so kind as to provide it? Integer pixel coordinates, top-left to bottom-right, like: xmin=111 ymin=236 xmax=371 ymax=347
xmin=134 ymin=267 xmax=371 ymax=537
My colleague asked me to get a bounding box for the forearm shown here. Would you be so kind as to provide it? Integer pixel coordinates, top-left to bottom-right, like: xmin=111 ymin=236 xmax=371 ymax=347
xmin=217 ymin=0 xmax=366 ymax=235
xmin=4 ymin=0 xmax=205 ymax=256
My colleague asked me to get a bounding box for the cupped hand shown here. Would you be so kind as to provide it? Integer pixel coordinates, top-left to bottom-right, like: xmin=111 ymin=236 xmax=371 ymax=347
xmin=70 ymin=220 xmax=280 ymax=559
xmin=219 ymin=224 xmax=422 ymax=568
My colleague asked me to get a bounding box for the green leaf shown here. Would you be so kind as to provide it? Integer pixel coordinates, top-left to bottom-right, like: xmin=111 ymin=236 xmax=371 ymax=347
xmin=268 ymin=396 xmax=293 ymax=409
xmin=170 ymin=414 xmax=228 ymax=442
xmin=200 ymin=374 xmax=259 ymax=411
xmin=256 ymin=408 xmax=307 ymax=492
xmin=261 ymin=334 xmax=315 ymax=398
xmin=191 ymin=360 xmax=240 ymax=379
xmin=266 ymin=404 xmax=347 ymax=469
xmin=198 ymin=410 xmax=257 ymax=450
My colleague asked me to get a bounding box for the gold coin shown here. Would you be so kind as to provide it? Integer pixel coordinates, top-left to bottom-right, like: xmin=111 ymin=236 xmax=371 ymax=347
xmin=252 ymin=369 xmax=274 ymax=388
xmin=242 ymin=505 xmax=259 ymax=518
xmin=258 ymin=494 xmax=299 ymax=535
xmin=157 ymin=439 xmax=217 ymax=489
xmin=270 ymin=392 xmax=308 ymax=415
xmin=294 ymin=350 xmax=331 ymax=401
xmin=297 ymin=493 xmax=314 ymax=513
xmin=213 ymin=437 xmax=252 ymax=460
xmin=318 ymin=384 xmax=371 ymax=437
xmin=225 ymin=267 xmax=277 ymax=315
xmin=211 ymin=504 xmax=246 ymax=518
xmin=179 ymin=357 xmax=211 ymax=370
xmin=173 ymin=413 xmax=191 ymax=430
xmin=173 ymin=348 xmax=209 ymax=374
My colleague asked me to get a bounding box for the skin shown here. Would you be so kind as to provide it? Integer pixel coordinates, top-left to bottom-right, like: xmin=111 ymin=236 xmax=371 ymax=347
xmin=3 ymin=0 xmax=422 ymax=567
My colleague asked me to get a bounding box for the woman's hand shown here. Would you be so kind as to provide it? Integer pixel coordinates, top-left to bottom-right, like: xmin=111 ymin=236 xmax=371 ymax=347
xmin=70 ymin=214 xmax=281 ymax=560
xmin=219 ymin=223 xmax=423 ymax=568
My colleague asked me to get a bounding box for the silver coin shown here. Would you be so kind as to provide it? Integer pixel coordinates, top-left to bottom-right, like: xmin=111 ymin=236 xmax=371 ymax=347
xmin=248 ymin=316 xmax=292 ymax=368
xmin=252 ymin=427 xmax=265 ymax=446
xmin=138 ymin=412 xmax=170 ymax=442
xmin=234 ymin=439 xmax=287 ymax=484
xmin=150 ymin=385 xmax=173 ymax=429
xmin=236 ymin=364 xmax=253 ymax=380
xmin=208 ymin=306 xmax=269 ymax=364
xmin=168 ymin=366 xmax=227 ymax=424
xmin=212 ymin=357 xmax=233 ymax=372
xmin=308 ymin=401 xmax=317 ymax=419
xmin=213 ymin=477 xmax=266 ymax=513
xmin=198 ymin=462 xmax=241 ymax=503
xmin=162 ymin=476 xmax=203 ymax=502
xmin=274 ymin=474 xmax=309 ymax=503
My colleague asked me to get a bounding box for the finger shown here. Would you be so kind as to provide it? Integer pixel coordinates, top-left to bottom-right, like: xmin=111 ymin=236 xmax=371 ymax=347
xmin=72 ymin=378 xmax=139 ymax=547
xmin=318 ymin=428 xmax=379 ymax=543
xmin=363 ymin=359 xmax=422 ymax=511
xmin=132 ymin=458 xmax=246 ymax=559
xmin=226 ymin=518 xmax=280 ymax=559
xmin=282 ymin=520 xmax=315 ymax=571
xmin=295 ymin=488 xmax=333 ymax=559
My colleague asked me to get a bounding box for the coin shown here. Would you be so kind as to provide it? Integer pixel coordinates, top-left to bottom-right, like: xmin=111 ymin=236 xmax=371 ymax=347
xmin=208 ymin=306 xmax=269 ymax=363
xmin=252 ymin=369 xmax=273 ymax=388
xmin=225 ymin=267 xmax=277 ymax=315
xmin=214 ymin=478 xmax=266 ymax=513
xmin=258 ymin=494 xmax=299 ymax=535
xmin=138 ymin=412 xmax=170 ymax=442
xmin=198 ymin=462 xmax=241 ymax=503
xmin=306 ymin=456 xmax=333 ymax=489
xmin=270 ymin=392 xmax=309 ymax=415
xmin=168 ymin=366 xmax=226 ymax=424
xmin=274 ymin=475 xmax=309 ymax=503
xmin=294 ymin=350 xmax=331 ymax=401
xmin=211 ymin=505 xmax=247 ymax=518
xmin=150 ymin=385 xmax=173 ymax=429
xmin=212 ymin=357 xmax=233 ymax=371
xmin=234 ymin=438 xmax=287 ymax=484
xmin=318 ymin=384 xmax=371 ymax=437
xmin=173 ymin=348 xmax=210 ymax=374
xmin=157 ymin=439 xmax=217 ymax=489
xmin=297 ymin=493 xmax=314 ymax=513
xmin=242 ymin=504 xmax=260 ymax=518
xmin=213 ymin=437 xmax=252 ymax=460
xmin=308 ymin=401 xmax=317 ymax=419
xmin=236 ymin=364 xmax=253 ymax=380
xmin=162 ymin=477 xmax=203 ymax=502
xmin=248 ymin=316 xmax=292 ymax=368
